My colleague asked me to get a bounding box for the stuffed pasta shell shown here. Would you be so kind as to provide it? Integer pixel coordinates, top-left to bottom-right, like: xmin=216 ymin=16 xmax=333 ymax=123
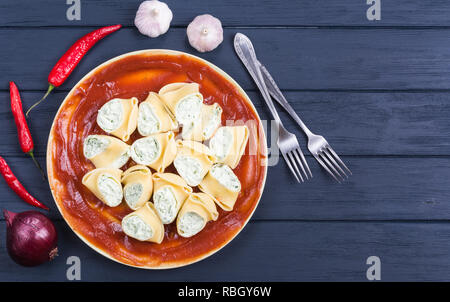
xmin=158 ymin=82 xmax=203 ymax=139
xmin=121 ymin=202 xmax=164 ymax=243
xmin=198 ymin=163 xmax=241 ymax=211
xmin=121 ymin=165 xmax=153 ymax=210
xmin=82 ymin=168 xmax=123 ymax=207
xmin=152 ymin=173 xmax=192 ymax=224
xmin=183 ymin=103 xmax=223 ymax=141
xmin=209 ymin=126 xmax=249 ymax=169
xmin=173 ymin=140 xmax=215 ymax=187
xmin=129 ymin=131 xmax=177 ymax=172
xmin=83 ymin=135 xmax=130 ymax=169
xmin=137 ymin=92 xmax=178 ymax=136
xmin=177 ymin=193 xmax=218 ymax=238
xmin=96 ymin=97 xmax=138 ymax=142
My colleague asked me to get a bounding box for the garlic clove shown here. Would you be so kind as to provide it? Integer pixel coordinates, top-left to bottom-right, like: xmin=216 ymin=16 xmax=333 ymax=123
xmin=187 ymin=14 xmax=224 ymax=53
xmin=135 ymin=0 xmax=173 ymax=38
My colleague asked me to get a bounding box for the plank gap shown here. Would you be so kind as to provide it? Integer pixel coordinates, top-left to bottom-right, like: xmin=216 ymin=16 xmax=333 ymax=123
xmin=5 ymin=25 xmax=450 ymax=30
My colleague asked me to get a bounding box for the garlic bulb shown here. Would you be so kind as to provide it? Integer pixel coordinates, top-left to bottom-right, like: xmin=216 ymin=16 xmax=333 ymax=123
xmin=134 ymin=0 xmax=173 ymax=38
xmin=187 ymin=14 xmax=224 ymax=53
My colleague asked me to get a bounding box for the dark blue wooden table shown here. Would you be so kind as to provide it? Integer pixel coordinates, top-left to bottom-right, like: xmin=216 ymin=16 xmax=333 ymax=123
xmin=1 ymin=0 xmax=450 ymax=281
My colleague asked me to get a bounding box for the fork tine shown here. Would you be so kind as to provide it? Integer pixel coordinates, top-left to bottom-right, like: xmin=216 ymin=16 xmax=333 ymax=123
xmin=323 ymin=149 xmax=347 ymax=178
xmin=319 ymin=152 xmax=345 ymax=181
xmin=292 ymin=149 xmax=308 ymax=180
xmin=287 ymin=152 xmax=304 ymax=182
xmin=287 ymin=151 xmax=304 ymax=182
xmin=295 ymin=148 xmax=312 ymax=178
xmin=314 ymin=155 xmax=340 ymax=183
xmin=327 ymin=146 xmax=352 ymax=175
xmin=281 ymin=152 xmax=301 ymax=183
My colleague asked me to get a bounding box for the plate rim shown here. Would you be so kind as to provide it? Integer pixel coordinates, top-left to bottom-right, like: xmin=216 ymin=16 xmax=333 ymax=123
xmin=46 ymin=49 xmax=268 ymax=269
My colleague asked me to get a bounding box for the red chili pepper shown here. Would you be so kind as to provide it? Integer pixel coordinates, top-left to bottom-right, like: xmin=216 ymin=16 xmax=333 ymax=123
xmin=26 ymin=24 xmax=122 ymax=116
xmin=0 ymin=156 xmax=49 ymax=211
xmin=9 ymin=82 xmax=46 ymax=180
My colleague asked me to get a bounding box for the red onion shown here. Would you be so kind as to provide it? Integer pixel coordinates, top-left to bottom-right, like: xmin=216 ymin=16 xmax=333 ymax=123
xmin=3 ymin=210 xmax=58 ymax=266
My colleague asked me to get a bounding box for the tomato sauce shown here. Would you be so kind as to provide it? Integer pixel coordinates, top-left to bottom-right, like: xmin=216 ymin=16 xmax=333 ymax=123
xmin=48 ymin=52 xmax=267 ymax=267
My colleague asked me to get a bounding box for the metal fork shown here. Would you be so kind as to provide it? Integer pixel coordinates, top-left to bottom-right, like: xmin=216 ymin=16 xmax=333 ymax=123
xmin=258 ymin=62 xmax=352 ymax=182
xmin=234 ymin=33 xmax=311 ymax=182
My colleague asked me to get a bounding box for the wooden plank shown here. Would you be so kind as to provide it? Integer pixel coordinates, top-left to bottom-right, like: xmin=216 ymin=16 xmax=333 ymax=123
xmin=3 ymin=0 xmax=450 ymax=27
xmin=3 ymin=28 xmax=450 ymax=91
xmin=1 ymin=91 xmax=450 ymax=156
xmin=1 ymin=220 xmax=449 ymax=281
xmin=1 ymin=155 xmax=450 ymax=221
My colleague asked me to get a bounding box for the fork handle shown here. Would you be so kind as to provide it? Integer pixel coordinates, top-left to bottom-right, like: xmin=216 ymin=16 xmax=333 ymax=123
xmin=233 ymin=33 xmax=283 ymax=124
xmin=259 ymin=62 xmax=314 ymax=137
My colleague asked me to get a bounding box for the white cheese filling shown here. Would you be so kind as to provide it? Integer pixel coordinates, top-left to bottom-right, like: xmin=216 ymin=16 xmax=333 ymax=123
xmin=97 ymin=173 xmax=123 ymax=207
xmin=83 ymin=135 xmax=110 ymax=159
xmin=122 ymin=215 xmax=153 ymax=241
xmin=175 ymin=94 xmax=202 ymax=136
xmin=174 ymin=155 xmax=204 ymax=187
xmin=130 ymin=137 xmax=161 ymax=165
xmin=97 ymin=99 xmax=124 ymax=133
xmin=111 ymin=151 xmax=130 ymax=169
xmin=124 ymin=183 xmax=143 ymax=209
xmin=202 ymin=106 xmax=222 ymax=139
xmin=210 ymin=164 xmax=241 ymax=192
xmin=138 ymin=102 xmax=161 ymax=136
xmin=209 ymin=127 xmax=233 ymax=161
xmin=181 ymin=120 xmax=198 ymax=138
xmin=178 ymin=212 xmax=205 ymax=237
xmin=153 ymin=186 xmax=178 ymax=224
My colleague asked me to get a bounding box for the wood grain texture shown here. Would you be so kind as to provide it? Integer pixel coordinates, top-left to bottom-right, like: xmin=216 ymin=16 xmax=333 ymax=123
xmin=2 ymin=0 xmax=450 ymax=27
xmin=1 ymin=220 xmax=450 ymax=281
xmin=2 ymin=91 xmax=449 ymax=157
xmin=1 ymin=155 xmax=449 ymax=221
xmin=3 ymin=28 xmax=450 ymax=91
xmin=1 ymin=0 xmax=450 ymax=282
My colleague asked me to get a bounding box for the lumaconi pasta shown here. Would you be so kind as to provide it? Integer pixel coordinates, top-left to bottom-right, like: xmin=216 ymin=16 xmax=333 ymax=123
xmin=121 ymin=165 xmax=153 ymax=210
xmin=158 ymin=82 xmax=202 ymax=116
xmin=129 ymin=131 xmax=177 ymax=172
xmin=199 ymin=103 xmax=222 ymax=140
xmin=85 ymin=82 xmax=247 ymax=243
xmin=177 ymin=193 xmax=218 ymax=238
xmin=83 ymin=135 xmax=130 ymax=169
xmin=137 ymin=92 xmax=178 ymax=136
xmin=122 ymin=202 xmax=164 ymax=243
xmin=174 ymin=140 xmax=216 ymax=187
xmin=158 ymin=82 xmax=203 ymax=139
xmin=152 ymin=173 xmax=193 ymax=224
xmin=96 ymin=97 xmax=139 ymax=142
xmin=182 ymin=102 xmax=223 ymax=141
xmin=209 ymin=126 xmax=249 ymax=169
xmin=198 ymin=163 xmax=241 ymax=211
xmin=82 ymin=168 xmax=123 ymax=207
